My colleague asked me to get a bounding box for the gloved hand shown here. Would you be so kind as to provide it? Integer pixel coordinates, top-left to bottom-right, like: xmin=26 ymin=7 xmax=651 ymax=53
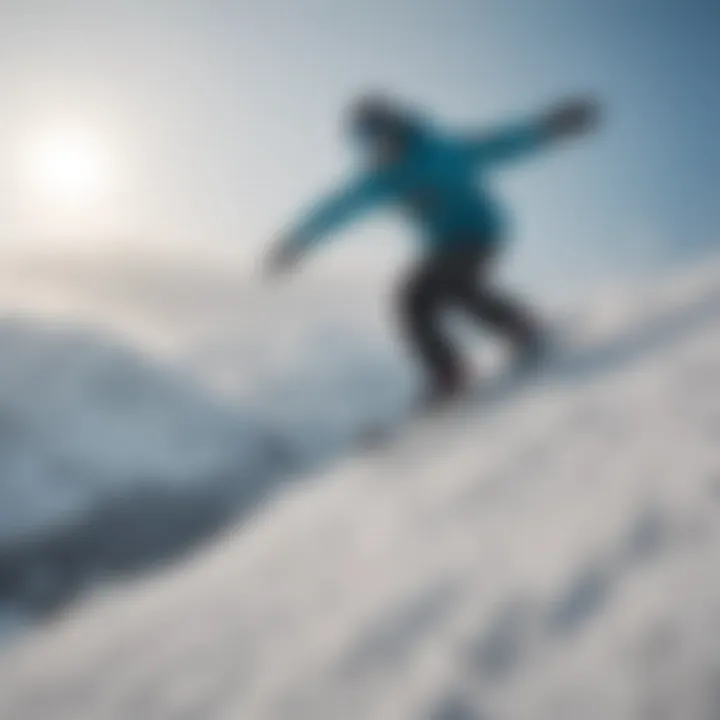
xmin=263 ymin=239 xmax=303 ymax=278
xmin=543 ymin=98 xmax=600 ymax=140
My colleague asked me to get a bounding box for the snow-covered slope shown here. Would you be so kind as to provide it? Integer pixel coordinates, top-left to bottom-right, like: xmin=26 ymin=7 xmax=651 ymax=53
xmin=0 ymin=252 xmax=409 ymax=616
xmin=1 ymin=260 xmax=720 ymax=719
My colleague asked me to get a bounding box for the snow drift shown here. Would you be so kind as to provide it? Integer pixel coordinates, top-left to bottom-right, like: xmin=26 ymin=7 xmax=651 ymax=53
xmin=0 ymin=257 xmax=719 ymax=718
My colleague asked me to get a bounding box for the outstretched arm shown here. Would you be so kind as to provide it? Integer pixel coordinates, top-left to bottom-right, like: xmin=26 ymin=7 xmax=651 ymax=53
xmin=266 ymin=174 xmax=391 ymax=274
xmin=465 ymin=98 xmax=599 ymax=167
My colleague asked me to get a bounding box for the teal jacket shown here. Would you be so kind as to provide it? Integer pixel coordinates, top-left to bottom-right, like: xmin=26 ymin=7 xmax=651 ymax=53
xmin=284 ymin=116 xmax=552 ymax=254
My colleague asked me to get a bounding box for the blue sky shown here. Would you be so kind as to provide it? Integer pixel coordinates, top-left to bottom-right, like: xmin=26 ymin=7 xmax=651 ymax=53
xmin=0 ymin=0 xmax=717 ymax=288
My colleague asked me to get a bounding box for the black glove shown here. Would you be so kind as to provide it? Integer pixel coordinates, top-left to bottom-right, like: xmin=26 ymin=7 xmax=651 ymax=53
xmin=264 ymin=239 xmax=302 ymax=277
xmin=543 ymin=98 xmax=600 ymax=140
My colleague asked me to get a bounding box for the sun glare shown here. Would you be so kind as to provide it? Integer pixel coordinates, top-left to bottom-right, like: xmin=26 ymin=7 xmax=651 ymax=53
xmin=27 ymin=129 xmax=108 ymax=208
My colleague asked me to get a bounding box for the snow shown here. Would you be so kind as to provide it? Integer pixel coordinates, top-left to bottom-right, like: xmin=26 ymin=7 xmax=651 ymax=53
xmin=0 ymin=251 xmax=409 ymax=616
xmin=0 ymin=255 xmax=720 ymax=718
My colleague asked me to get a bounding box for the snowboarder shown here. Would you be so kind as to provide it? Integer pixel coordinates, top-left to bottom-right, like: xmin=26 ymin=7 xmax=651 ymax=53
xmin=266 ymin=95 xmax=598 ymax=406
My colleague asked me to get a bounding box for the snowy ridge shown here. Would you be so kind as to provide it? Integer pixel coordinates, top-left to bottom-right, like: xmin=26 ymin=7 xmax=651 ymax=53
xmin=0 ymin=318 xmax=289 ymax=616
xmin=0 ymin=261 xmax=719 ymax=718
xmin=0 ymin=253 xmax=409 ymax=617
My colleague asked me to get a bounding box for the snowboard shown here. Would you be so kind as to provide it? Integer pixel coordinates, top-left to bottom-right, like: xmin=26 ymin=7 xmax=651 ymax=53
xmin=356 ymin=331 xmax=572 ymax=452
xmin=357 ymin=361 xmax=543 ymax=452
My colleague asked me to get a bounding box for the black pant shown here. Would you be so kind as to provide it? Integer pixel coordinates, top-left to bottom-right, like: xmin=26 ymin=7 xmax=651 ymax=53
xmin=398 ymin=244 xmax=537 ymax=389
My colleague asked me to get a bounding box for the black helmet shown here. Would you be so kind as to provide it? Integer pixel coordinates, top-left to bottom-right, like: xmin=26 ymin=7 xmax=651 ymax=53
xmin=348 ymin=94 xmax=413 ymax=141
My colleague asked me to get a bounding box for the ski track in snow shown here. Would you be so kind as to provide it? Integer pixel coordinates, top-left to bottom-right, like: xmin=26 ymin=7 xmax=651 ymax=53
xmin=0 ymin=256 xmax=719 ymax=718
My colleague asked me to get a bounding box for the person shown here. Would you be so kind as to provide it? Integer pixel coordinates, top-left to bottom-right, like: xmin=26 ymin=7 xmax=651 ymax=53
xmin=266 ymin=94 xmax=599 ymax=406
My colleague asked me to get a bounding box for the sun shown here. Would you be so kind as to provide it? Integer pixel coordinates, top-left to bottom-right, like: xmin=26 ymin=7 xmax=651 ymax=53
xmin=15 ymin=121 xmax=126 ymax=243
xmin=26 ymin=129 xmax=109 ymax=208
